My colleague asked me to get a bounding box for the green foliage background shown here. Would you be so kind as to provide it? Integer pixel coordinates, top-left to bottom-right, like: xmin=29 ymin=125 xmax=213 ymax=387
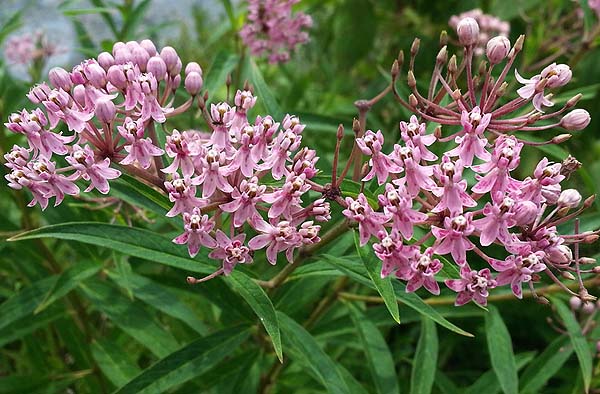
xmin=1 ymin=0 xmax=600 ymax=393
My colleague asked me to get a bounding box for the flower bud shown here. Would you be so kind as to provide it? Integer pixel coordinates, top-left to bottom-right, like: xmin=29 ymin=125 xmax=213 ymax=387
xmin=172 ymin=74 xmax=182 ymax=90
xmin=113 ymin=47 xmax=132 ymax=64
xmin=486 ymin=36 xmax=510 ymax=64
xmin=582 ymin=301 xmax=596 ymax=314
xmin=185 ymin=62 xmax=202 ymax=76
xmin=95 ymin=99 xmax=116 ymax=123
xmin=558 ymin=189 xmax=582 ymax=208
xmin=566 ymin=93 xmax=583 ymax=108
xmin=97 ymin=51 xmax=115 ymax=71
xmin=160 ymin=46 xmax=179 ymax=72
xmin=131 ymin=45 xmax=150 ymax=71
xmin=561 ymin=109 xmax=591 ymax=131
xmin=184 ymin=72 xmax=203 ymax=96
xmin=140 ymin=39 xmax=157 ymax=57
xmin=147 ymin=56 xmax=167 ymax=81
xmin=457 ymin=17 xmax=480 ymax=46
xmin=72 ymin=85 xmax=86 ymax=107
xmin=513 ymin=200 xmax=539 ymax=225
xmin=570 ymin=296 xmax=582 ymax=310
xmin=107 ymin=66 xmax=127 ymax=90
xmin=112 ymin=41 xmax=126 ymax=56
xmin=85 ymin=63 xmax=107 ymax=88
xmin=546 ymin=244 xmax=573 ymax=265
xmin=49 ymin=67 xmax=72 ymax=91
xmin=27 ymin=83 xmax=51 ymax=103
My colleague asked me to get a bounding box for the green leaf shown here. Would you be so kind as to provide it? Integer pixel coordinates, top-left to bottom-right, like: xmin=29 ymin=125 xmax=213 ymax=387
xmin=120 ymin=0 xmax=152 ymax=40
xmin=80 ymin=281 xmax=179 ymax=358
xmin=205 ymin=50 xmax=239 ymax=95
xmin=111 ymin=174 xmax=172 ymax=217
xmin=108 ymin=271 xmax=209 ymax=335
xmin=347 ymin=303 xmax=399 ymax=394
xmin=485 ymin=305 xmax=518 ymax=394
xmin=10 ymin=222 xmax=215 ymax=275
xmin=552 ymin=297 xmax=593 ymax=393
xmin=278 ymin=312 xmax=349 ymax=394
xmin=113 ymin=327 xmax=249 ymax=394
xmin=34 ymin=261 xmax=102 ymax=314
xmin=0 ymin=306 xmax=65 ymax=347
xmin=520 ymin=336 xmax=573 ymax=393
xmin=227 ymin=271 xmax=283 ymax=362
xmin=332 ymin=0 xmax=376 ymax=67
xmin=0 ymin=276 xmax=58 ymax=332
xmin=248 ymin=59 xmax=282 ymax=119
xmin=465 ymin=353 xmax=536 ymax=394
xmin=410 ymin=317 xmax=439 ymax=394
xmin=354 ymin=231 xmax=400 ymax=324
xmin=91 ymin=339 xmax=141 ymax=387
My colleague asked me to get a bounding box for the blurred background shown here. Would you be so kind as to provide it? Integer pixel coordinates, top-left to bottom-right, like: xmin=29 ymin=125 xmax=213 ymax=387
xmin=1 ymin=0 xmax=600 ymax=393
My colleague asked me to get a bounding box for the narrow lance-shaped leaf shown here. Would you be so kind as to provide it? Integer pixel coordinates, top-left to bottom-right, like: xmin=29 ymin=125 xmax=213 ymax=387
xmin=278 ymin=312 xmax=349 ymax=394
xmin=520 ymin=335 xmax=573 ymax=394
xmin=485 ymin=305 xmax=519 ymax=394
xmin=410 ymin=317 xmax=439 ymax=394
xmin=354 ymin=231 xmax=401 ymax=324
xmin=91 ymin=339 xmax=141 ymax=388
xmin=347 ymin=302 xmax=399 ymax=394
xmin=227 ymin=270 xmax=283 ymax=362
xmin=552 ymin=297 xmax=593 ymax=393
xmin=9 ymin=222 xmax=215 ymax=275
xmin=114 ymin=327 xmax=250 ymax=394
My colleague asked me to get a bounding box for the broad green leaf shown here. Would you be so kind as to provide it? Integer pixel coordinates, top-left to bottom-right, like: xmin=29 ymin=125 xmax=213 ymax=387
xmin=410 ymin=317 xmax=439 ymax=394
xmin=34 ymin=261 xmax=102 ymax=314
xmin=111 ymin=174 xmax=171 ymax=217
xmin=227 ymin=271 xmax=283 ymax=362
xmin=465 ymin=352 xmax=536 ymax=394
xmin=80 ymin=281 xmax=179 ymax=358
xmin=552 ymin=297 xmax=593 ymax=393
xmin=354 ymin=232 xmax=400 ymax=324
xmin=108 ymin=271 xmax=208 ymax=335
xmin=347 ymin=303 xmax=399 ymax=394
xmin=91 ymin=339 xmax=141 ymax=387
xmin=10 ymin=222 xmax=215 ymax=275
xmin=485 ymin=306 xmax=518 ymax=394
xmin=337 ymin=365 xmax=370 ymax=394
xmin=248 ymin=59 xmax=282 ymax=119
xmin=205 ymin=50 xmax=239 ymax=95
xmin=278 ymin=312 xmax=349 ymax=394
xmin=113 ymin=327 xmax=249 ymax=394
xmin=520 ymin=336 xmax=573 ymax=393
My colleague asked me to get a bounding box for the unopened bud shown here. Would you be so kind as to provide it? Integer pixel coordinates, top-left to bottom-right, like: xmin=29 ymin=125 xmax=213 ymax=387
xmin=558 ymin=189 xmax=582 ymax=208
xmin=478 ymin=60 xmax=487 ymax=76
xmin=226 ymin=73 xmax=232 ymax=87
xmin=409 ymin=94 xmax=418 ymax=108
xmin=131 ymin=45 xmax=150 ymax=71
xmin=391 ymin=60 xmax=400 ymax=79
xmin=147 ymin=56 xmax=167 ymax=81
xmin=584 ymin=234 xmax=599 ymax=243
xmin=185 ymin=62 xmax=202 ymax=76
xmin=411 ymin=38 xmax=420 ymax=56
xmin=448 ymin=55 xmax=458 ymax=75
xmin=457 ymin=17 xmax=480 ymax=46
xmin=140 ymin=39 xmax=157 ymax=56
xmin=397 ymin=50 xmax=404 ymax=66
xmin=361 ymin=163 xmax=370 ymax=178
xmin=486 ymin=36 xmax=511 ymax=64
xmin=562 ymin=271 xmax=576 ymax=280
xmin=570 ymin=296 xmax=582 ymax=310
xmin=352 ymin=118 xmax=360 ymax=134
xmin=582 ymin=302 xmax=596 ymax=314
xmin=451 ymin=89 xmax=462 ymax=100
xmin=49 ymin=67 xmax=72 ymax=91
xmin=561 ymin=109 xmax=591 ymax=131
xmin=513 ymin=35 xmax=525 ymax=52
xmin=95 ymin=99 xmax=116 ymax=123
xmin=592 ymin=266 xmax=600 ymax=273
xmin=552 ymin=134 xmax=572 ymax=144
xmin=97 ymin=52 xmax=115 ymax=71
xmin=440 ymin=30 xmax=448 ymax=46
xmin=184 ymin=72 xmax=203 ymax=96
xmin=527 ymin=112 xmax=542 ymax=124
xmin=337 ymin=124 xmax=344 ymax=140
xmin=407 ymin=71 xmax=416 ymax=88
xmin=496 ymin=82 xmax=508 ymax=97
xmin=566 ymin=94 xmax=583 ymax=108
xmin=436 ymin=46 xmax=448 ymax=64
xmin=580 ymin=257 xmax=596 ymax=265
xmin=557 ymin=207 xmax=570 ymax=217
xmin=537 ymin=296 xmax=550 ymax=305
xmin=160 ymin=46 xmax=180 ymax=72
xmin=584 ymin=194 xmax=596 ymax=208
xmin=513 ymin=200 xmax=538 ymax=225
xmin=434 ymin=125 xmax=442 ymax=139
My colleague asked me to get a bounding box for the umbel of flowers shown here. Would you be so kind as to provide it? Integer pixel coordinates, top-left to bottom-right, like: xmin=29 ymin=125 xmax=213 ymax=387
xmin=3 ymin=39 xmax=329 ymax=280
xmin=340 ymin=16 xmax=597 ymax=306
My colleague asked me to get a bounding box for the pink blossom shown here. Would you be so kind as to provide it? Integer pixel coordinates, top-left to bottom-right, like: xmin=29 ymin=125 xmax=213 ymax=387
xmin=448 ymin=107 xmax=491 ymax=167
xmin=378 ymin=183 xmax=427 ymax=240
xmin=164 ymin=174 xmax=205 ymax=217
xmin=472 ymin=135 xmax=522 ymax=198
xmin=342 ymin=194 xmax=388 ymax=246
xmin=220 ymin=177 xmax=265 ymax=227
xmin=209 ymin=231 xmax=253 ymax=275
xmin=473 ymin=197 xmax=517 ymax=246
xmin=390 ymin=145 xmax=435 ymax=197
xmin=431 ymin=155 xmax=476 ymax=214
xmin=263 ymin=173 xmax=310 ymax=219
xmin=248 ymin=219 xmax=301 ymax=264
xmin=373 ymin=230 xmax=419 ymax=279
xmin=356 ymin=130 xmax=402 ymax=185
xmin=490 ymin=250 xmax=545 ymax=298
xmin=65 ymin=145 xmax=121 ymax=194
xmin=405 ymin=248 xmax=443 ymax=295
xmin=432 ymin=214 xmax=475 ymax=265
xmin=162 ymin=130 xmax=196 ymax=177
xmin=118 ymin=117 xmax=164 ymax=169
xmin=195 ymin=148 xmax=234 ymax=198
xmin=173 ymin=208 xmax=217 ymax=258
xmin=445 ymin=266 xmax=497 ymax=306
xmin=399 ymin=116 xmax=437 ymax=161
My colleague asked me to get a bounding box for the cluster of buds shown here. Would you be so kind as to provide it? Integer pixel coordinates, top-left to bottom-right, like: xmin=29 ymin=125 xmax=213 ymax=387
xmin=4 ymin=31 xmax=59 ymax=69
xmin=239 ymin=0 xmax=312 ymax=64
xmin=449 ymin=9 xmax=510 ymax=56
xmin=3 ymin=39 xmax=329 ymax=279
xmin=338 ymin=17 xmax=598 ymax=307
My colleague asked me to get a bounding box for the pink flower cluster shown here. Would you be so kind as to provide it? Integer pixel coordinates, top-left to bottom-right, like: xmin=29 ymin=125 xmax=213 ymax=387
xmin=342 ymin=18 xmax=598 ymax=307
xmin=4 ymin=31 xmax=58 ymax=66
xmin=240 ymin=0 xmax=312 ymax=64
xmin=3 ymin=39 xmax=329 ymax=277
xmin=449 ymin=9 xmax=510 ymax=55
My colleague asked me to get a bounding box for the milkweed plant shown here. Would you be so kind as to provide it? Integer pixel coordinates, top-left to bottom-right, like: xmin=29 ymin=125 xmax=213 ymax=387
xmin=3 ymin=1 xmax=600 ymax=393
